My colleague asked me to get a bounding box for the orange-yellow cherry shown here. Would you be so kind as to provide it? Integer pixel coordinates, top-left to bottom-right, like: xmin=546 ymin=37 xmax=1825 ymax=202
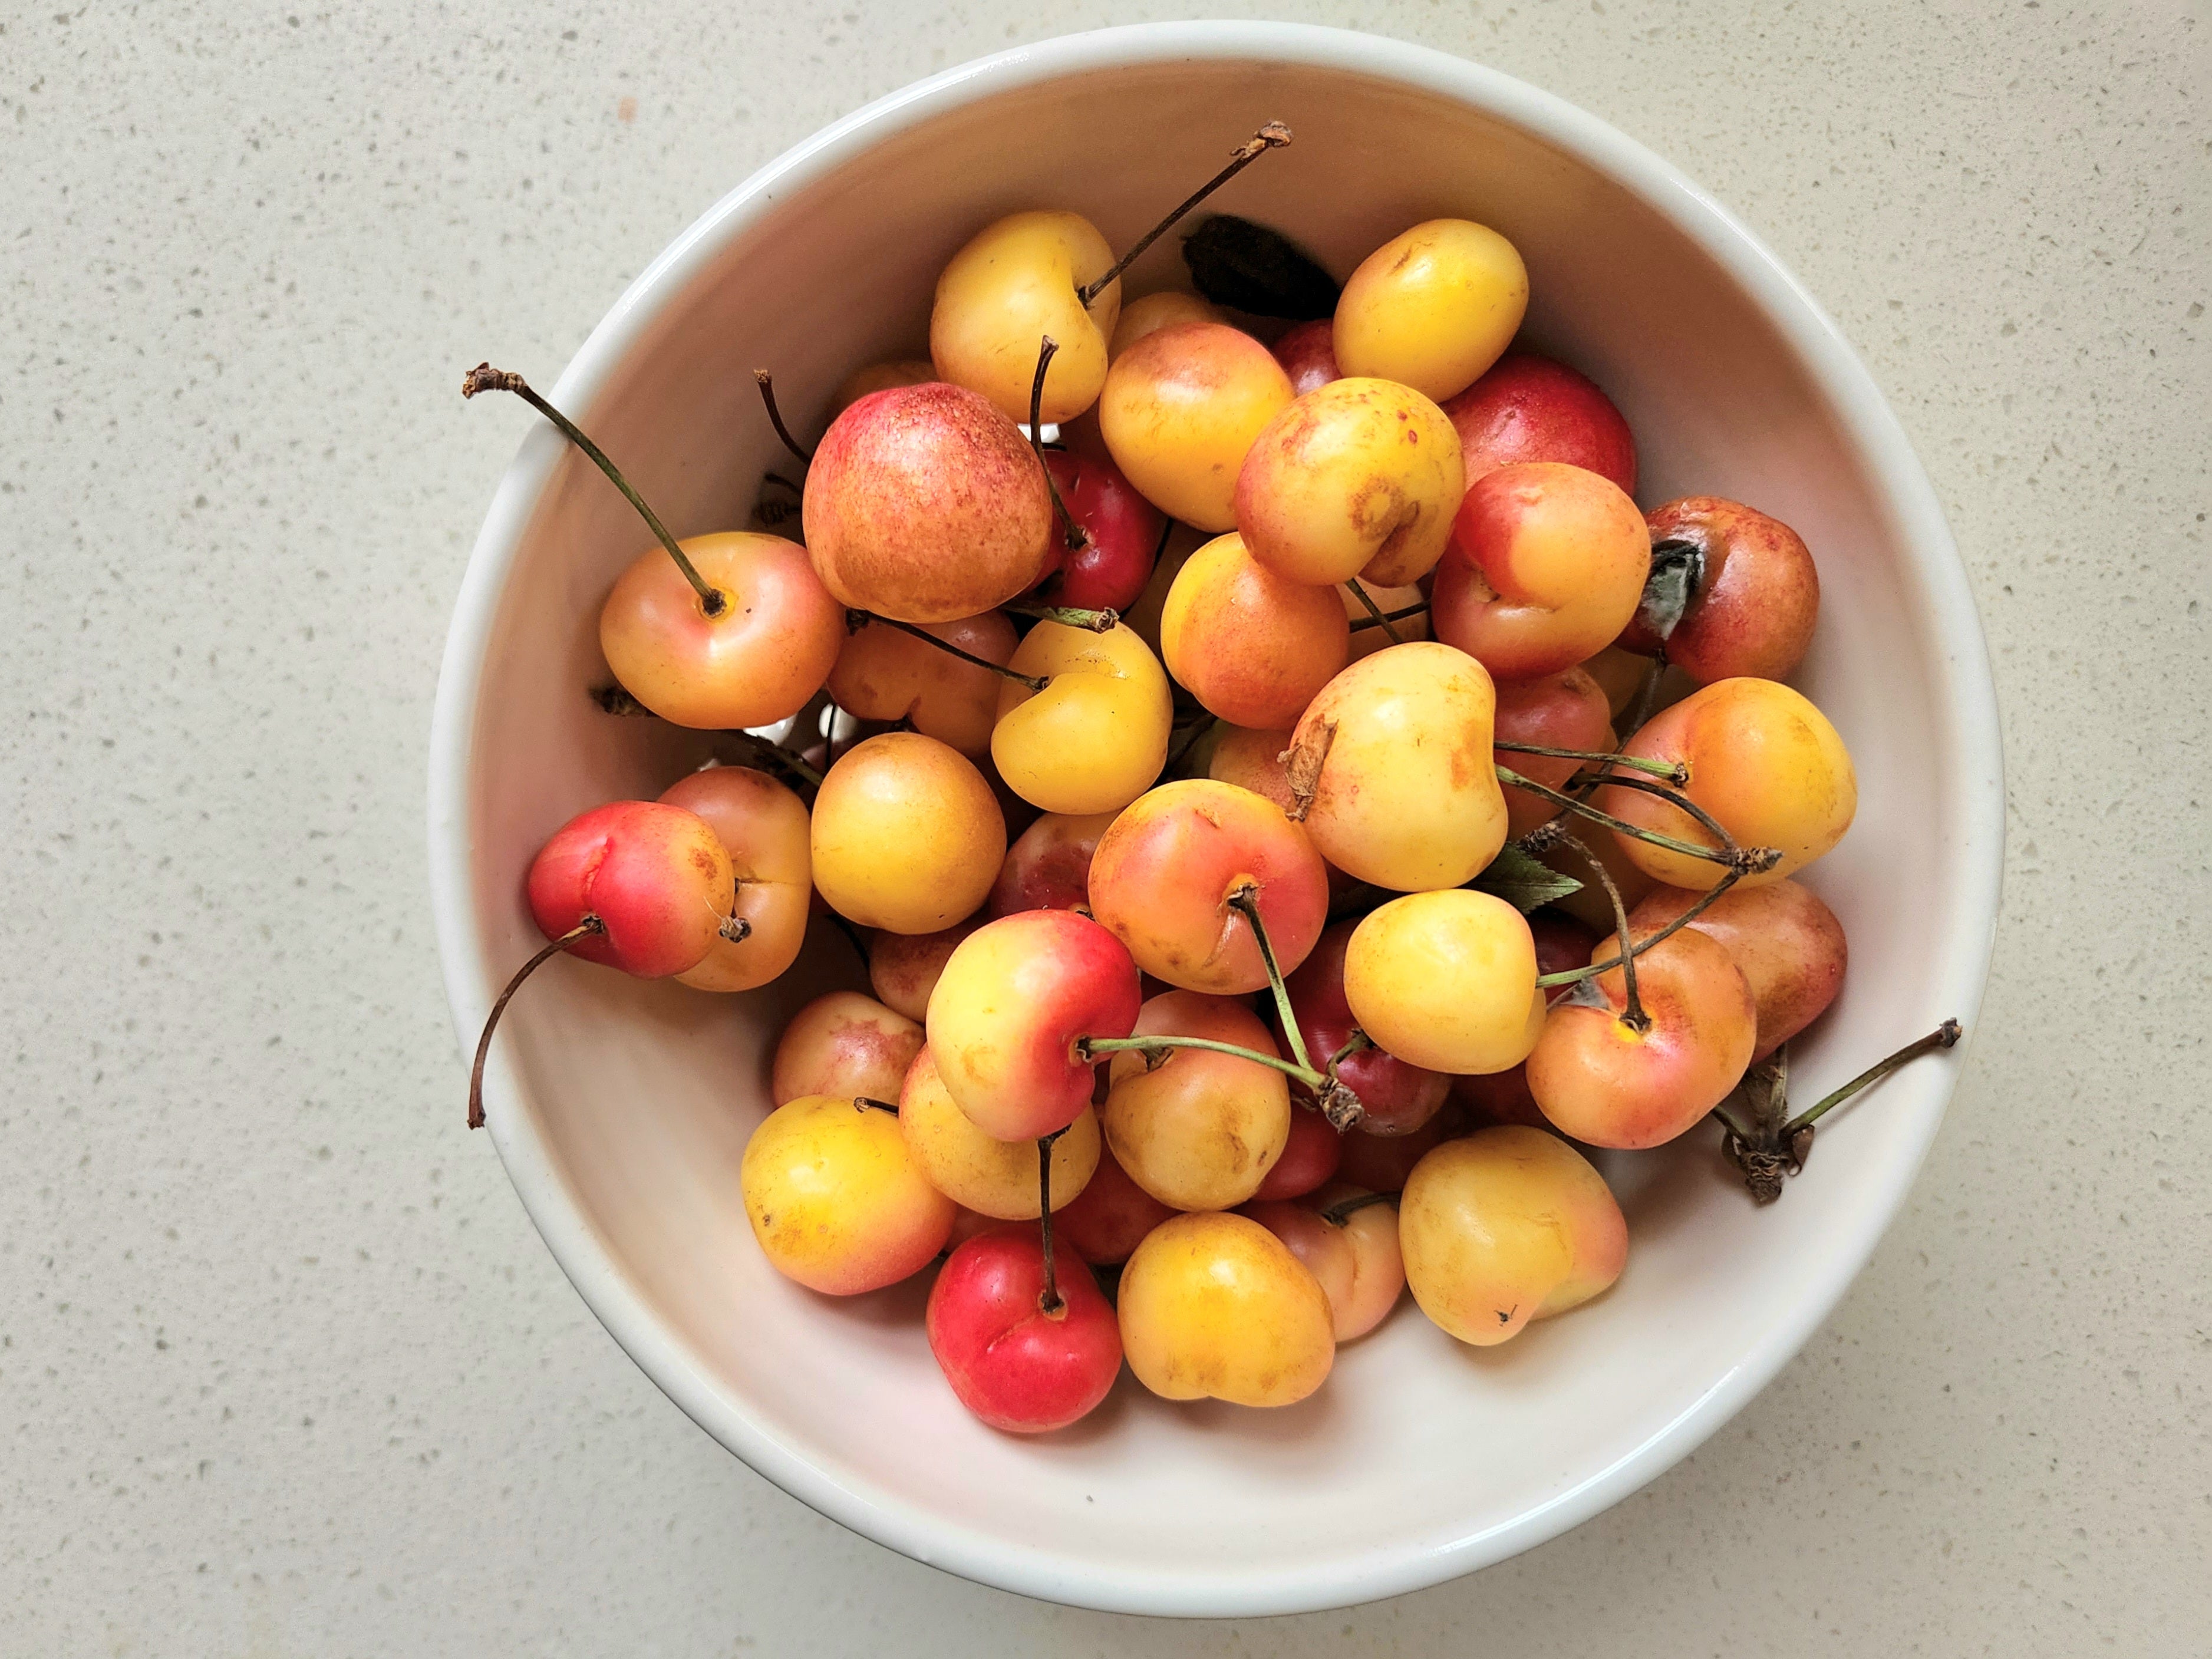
xmin=658 ymin=765 xmax=812 ymax=993
xmin=810 ymin=733 xmax=1004 ymax=934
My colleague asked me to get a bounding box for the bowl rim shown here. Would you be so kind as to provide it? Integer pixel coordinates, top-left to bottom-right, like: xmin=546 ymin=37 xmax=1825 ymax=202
xmin=427 ymin=19 xmax=2004 ymax=1617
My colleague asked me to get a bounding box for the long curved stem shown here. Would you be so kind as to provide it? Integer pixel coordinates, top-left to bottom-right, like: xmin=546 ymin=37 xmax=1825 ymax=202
xmin=1574 ymin=768 xmax=1751 ymax=863
xmin=461 ymin=365 xmax=724 ymax=616
xmin=1227 ymin=885 xmax=1312 ymax=1074
xmin=1076 ymin=121 xmax=1293 ymax=306
xmin=1495 ymin=741 xmax=1686 ymax=783
xmin=1028 ymin=335 xmax=1083 ymax=547
xmin=851 ymin=612 xmax=1047 ymax=692
xmin=1538 ymin=866 xmax=1743 ymax=987
xmin=1080 ymin=1033 xmax=1326 ymax=1093
xmin=1782 ymin=1020 xmax=1962 ymax=1137
xmin=469 ymin=918 xmax=606 ymax=1130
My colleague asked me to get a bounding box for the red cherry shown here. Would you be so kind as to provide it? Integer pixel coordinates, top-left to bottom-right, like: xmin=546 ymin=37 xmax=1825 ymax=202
xmin=1442 ymin=351 xmax=1637 ymax=496
xmin=1040 ymin=451 xmax=1166 ymax=612
xmin=1270 ymin=318 xmax=1340 ymax=395
xmin=1281 ymin=919 xmax=1451 ymax=1135
xmin=1054 ymin=1140 xmax=1176 ymax=1266
xmin=1251 ymin=1100 xmax=1343 ymax=1200
xmin=926 ymin=1227 xmax=1122 ymax=1433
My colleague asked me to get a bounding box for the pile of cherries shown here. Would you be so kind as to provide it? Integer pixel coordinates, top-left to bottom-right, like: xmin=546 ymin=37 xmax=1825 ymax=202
xmin=463 ymin=125 xmax=1958 ymax=1436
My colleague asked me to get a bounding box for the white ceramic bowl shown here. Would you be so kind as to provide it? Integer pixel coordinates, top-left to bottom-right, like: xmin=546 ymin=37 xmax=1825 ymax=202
xmin=428 ymin=22 xmax=2002 ymax=1617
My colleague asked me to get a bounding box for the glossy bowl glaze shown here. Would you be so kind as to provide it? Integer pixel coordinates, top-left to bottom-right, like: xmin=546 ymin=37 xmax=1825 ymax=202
xmin=428 ymin=22 xmax=2002 ymax=1617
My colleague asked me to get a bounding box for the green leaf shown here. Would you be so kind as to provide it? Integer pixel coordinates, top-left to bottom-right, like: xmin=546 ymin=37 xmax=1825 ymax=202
xmin=1633 ymin=537 xmax=1703 ymax=644
xmin=1181 ymin=216 xmax=1340 ymax=321
xmin=1472 ymin=844 xmax=1584 ymax=913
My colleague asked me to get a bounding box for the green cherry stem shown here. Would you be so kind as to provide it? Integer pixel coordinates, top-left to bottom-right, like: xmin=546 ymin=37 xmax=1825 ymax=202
xmin=1343 ymin=578 xmax=1405 ymax=645
xmin=1079 ymin=1033 xmax=1327 ymax=1094
xmin=1571 ymin=768 xmax=1760 ymax=866
xmin=1781 ymin=1020 xmax=1963 ymax=1139
xmin=1538 ymin=866 xmax=1744 ymax=988
xmin=1004 ymin=600 xmax=1120 ymax=632
xmin=751 ymin=368 xmax=815 ymax=463
xmin=1497 ymin=764 xmax=1767 ymax=873
xmin=1494 ymin=740 xmax=1687 ymax=783
xmin=1076 ymin=121 xmax=1293 ymax=307
xmin=849 ymin=611 xmax=1049 ymax=693
xmin=1227 ymin=884 xmax=1313 ymax=1074
xmin=461 ymin=364 xmax=726 ymax=618
xmin=469 ymin=917 xmax=606 ymax=1131
xmin=1318 ymin=1190 xmax=1396 ymax=1227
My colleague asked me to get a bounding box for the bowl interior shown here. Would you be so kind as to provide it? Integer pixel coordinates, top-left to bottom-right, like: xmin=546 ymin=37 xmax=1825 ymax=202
xmin=437 ymin=32 xmax=1998 ymax=1617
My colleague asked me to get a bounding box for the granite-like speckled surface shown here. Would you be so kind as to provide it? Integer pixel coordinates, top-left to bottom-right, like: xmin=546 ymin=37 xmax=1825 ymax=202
xmin=4 ymin=2 xmax=2206 ymax=1652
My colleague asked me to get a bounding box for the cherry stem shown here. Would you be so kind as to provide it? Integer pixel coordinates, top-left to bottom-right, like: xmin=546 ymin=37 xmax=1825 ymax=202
xmin=1037 ymin=1127 xmax=1069 ymax=1315
xmin=1555 ymin=832 xmax=1646 ymax=1032
xmin=1080 ymin=1033 xmax=1328 ymax=1095
xmin=1494 ymin=741 xmax=1686 ymax=784
xmin=1538 ymin=865 xmax=1744 ymax=987
xmin=1343 ymin=579 xmax=1405 ymax=645
xmin=856 ymin=1096 xmax=901 ymax=1114
xmin=718 ymin=730 xmax=826 ymax=790
xmin=1498 ymin=764 xmax=1773 ymax=874
xmin=468 ymin=917 xmax=606 ymax=1130
xmin=751 ymin=369 xmax=815 ymax=463
xmin=1329 ymin=1031 xmax=1373 ymax=1070
xmin=1028 ymin=335 xmax=1083 ymax=546
xmin=1573 ymin=767 xmax=1752 ymax=863
xmin=850 ymin=612 xmax=1047 ymax=692
xmin=1227 ymin=885 xmax=1313 ymax=1074
xmin=461 ymin=364 xmax=726 ymax=618
xmin=1004 ymin=600 xmax=1119 ymax=632
xmin=1782 ymin=1020 xmax=1962 ymax=1138
xmin=1318 ymin=1190 xmax=1396 ymax=1227
xmin=1347 ymin=602 xmax=1429 ymax=634
xmin=1076 ymin=121 xmax=1293 ymax=306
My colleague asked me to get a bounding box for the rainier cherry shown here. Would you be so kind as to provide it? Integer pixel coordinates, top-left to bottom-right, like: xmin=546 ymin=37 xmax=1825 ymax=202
xmin=927 ymin=1224 xmax=1123 ymax=1433
xmin=1244 ymin=1185 xmax=1406 ymax=1341
xmin=1110 ymin=290 xmax=1226 ymax=358
xmin=1332 ymin=219 xmax=1527 ymax=403
xmin=925 ymin=909 xmax=1141 ymax=1141
xmin=740 ymin=1094 xmax=954 ymax=1295
xmin=1100 ymin=991 xmax=1291 ymax=1212
xmin=1525 ymin=926 xmax=1756 ymax=1148
xmin=1398 ymin=1126 xmax=1626 ymax=1345
xmin=1087 ymin=779 xmax=1328 ymax=997
xmin=1432 ymin=461 xmax=1650 ymax=680
xmin=1344 ymin=890 xmax=1544 ymax=1076
xmin=991 ymin=621 xmax=1173 ymax=816
xmin=1597 ymin=677 xmax=1857 ymax=889
xmin=1234 ymin=378 xmax=1465 ymax=588
xmin=1100 ymin=322 xmax=1294 ymax=531
xmin=770 ymin=991 xmax=923 ymax=1107
xmin=1161 ymin=532 xmax=1350 ymax=728
xmin=1492 ymin=665 xmax=1616 ymax=839
xmin=469 ymin=799 xmax=737 ymax=1128
xmin=898 ymin=1047 xmax=1100 ymax=1219
xmin=1443 ymin=351 xmax=1637 ymax=494
xmin=931 ymin=212 xmax=1121 ymax=424
xmin=1618 ymin=496 xmax=1819 ymax=684
xmin=1281 ymin=919 xmax=1451 ymax=1136
xmin=828 ymin=610 xmax=1019 ymax=758
xmin=988 ymin=809 xmax=1117 ymax=918
xmin=810 ymin=733 xmax=1005 ymax=934
xmin=803 ymin=382 xmax=1052 ymax=622
xmin=868 ymin=917 xmax=981 ymax=1022
xmin=1117 ymin=1212 xmax=1335 ymax=1407
xmin=1250 ymin=1100 xmax=1344 ymax=1200
xmin=658 ymin=765 xmax=812 ymax=993
xmin=1284 ymin=641 xmax=1507 ymax=892
xmin=1628 ymin=878 xmax=1847 ymax=1058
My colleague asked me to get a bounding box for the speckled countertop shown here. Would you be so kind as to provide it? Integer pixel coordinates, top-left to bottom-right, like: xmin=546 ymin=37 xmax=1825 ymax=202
xmin=4 ymin=2 xmax=2206 ymax=1653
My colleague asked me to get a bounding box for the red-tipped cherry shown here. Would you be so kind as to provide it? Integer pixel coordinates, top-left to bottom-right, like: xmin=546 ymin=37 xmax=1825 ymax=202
xmin=927 ymin=1225 xmax=1123 ymax=1433
xmin=1442 ymin=351 xmax=1637 ymax=495
xmin=1039 ymin=451 xmax=1167 ymax=613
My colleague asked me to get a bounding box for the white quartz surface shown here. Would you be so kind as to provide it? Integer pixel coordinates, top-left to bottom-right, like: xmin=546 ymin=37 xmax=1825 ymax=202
xmin=4 ymin=1 xmax=2206 ymax=1653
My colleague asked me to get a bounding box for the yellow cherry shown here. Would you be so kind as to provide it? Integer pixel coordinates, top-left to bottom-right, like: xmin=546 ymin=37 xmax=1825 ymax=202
xmin=1099 ymin=321 xmax=1294 ymax=531
xmin=898 ymin=1047 xmax=1100 ymax=1219
xmin=991 ymin=621 xmax=1173 ymax=815
xmin=810 ymin=733 xmax=1005 ymax=934
xmin=931 ymin=210 xmax=1121 ymax=425
xmin=741 ymin=1095 xmax=954 ymax=1295
xmin=1344 ymin=890 xmax=1544 ymax=1075
xmin=1333 ymin=219 xmax=1528 ymax=403
xmin=1117 ymin=1212 xmax=1336 ymax=1407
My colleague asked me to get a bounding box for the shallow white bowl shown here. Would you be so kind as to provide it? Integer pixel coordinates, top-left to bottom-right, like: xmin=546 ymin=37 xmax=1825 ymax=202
xmin=428 ymin=22 xmax=2002 ymax=1617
